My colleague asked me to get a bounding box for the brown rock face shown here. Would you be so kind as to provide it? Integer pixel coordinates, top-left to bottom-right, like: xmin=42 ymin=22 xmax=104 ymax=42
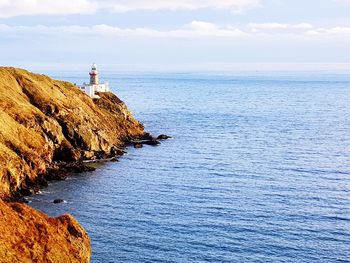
xmin=0 ymin=200 xmax=90 ymax=262
xmin=0 ymin=67 xmax=147 ymax=261
xmin=0 ymin=67 xmax=145 ymax=198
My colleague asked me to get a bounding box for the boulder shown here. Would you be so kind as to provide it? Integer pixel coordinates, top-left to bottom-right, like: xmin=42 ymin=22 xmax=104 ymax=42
xmin=134 ymin=143 xmax=143 ymax=148
xmin=53 ymin=198 xmax=65 ymax=204
xmin=139 ymin=132 xmax=156 ymax=141
xmin=143 ymin=139 xmax=161 ymax=146
xmin=157 ymin=134 xmax=172 ymax=140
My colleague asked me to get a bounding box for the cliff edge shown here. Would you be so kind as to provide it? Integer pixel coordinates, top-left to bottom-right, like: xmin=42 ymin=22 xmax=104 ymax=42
xmin=0 ymin=67 xmax=145 ymax=198
xmin=0 ymin=67 xmax=146 ymax=262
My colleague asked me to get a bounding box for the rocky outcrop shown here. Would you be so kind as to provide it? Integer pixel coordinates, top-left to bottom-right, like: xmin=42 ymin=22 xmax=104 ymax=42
xmin=0 ymin=67 xmax=147 ymax=261
xmin=157 ymin=134 xmax=172 ymax=140
xmin=0 ymin=67 xmax=145 ymax=199
xmin=0 ymin=199 xmax=90 ymax=262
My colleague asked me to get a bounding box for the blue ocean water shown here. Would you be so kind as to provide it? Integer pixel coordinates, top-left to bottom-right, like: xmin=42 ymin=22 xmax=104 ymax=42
xmin=29 ymin=72 xmax=350 ymax=262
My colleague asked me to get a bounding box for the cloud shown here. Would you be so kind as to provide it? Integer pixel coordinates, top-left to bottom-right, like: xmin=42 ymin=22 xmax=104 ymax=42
xmin=0 ymin=0 xmax=261 ymax=18
xmin=3 ymin=20 xmax=350 ymax=69
xmin=1 ymin=22 xmax=350 ymax=40
xmin=0 ymin=0 xmax=97 ymax=18
xmin=248 ymin=23 xmax=313 ymax=32
xmin=247 ymin=23 xmax=350 ymax=39
xmin=103 ymin=0 xmax=261 ymax=13
xmin=90 ymin=21 xmax=248 ymax=38
xmin=306 ymin=26 xmax=350 ymax=35
xmin=0 ymin=21 xmax=248 ymax=38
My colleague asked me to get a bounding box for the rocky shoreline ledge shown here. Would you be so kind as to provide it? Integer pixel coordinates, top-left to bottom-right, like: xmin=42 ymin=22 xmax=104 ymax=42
xmin=0 ymin=67 xmax=168 ymax=262
xmin=10 ymin=131 xmax=170 ymax=203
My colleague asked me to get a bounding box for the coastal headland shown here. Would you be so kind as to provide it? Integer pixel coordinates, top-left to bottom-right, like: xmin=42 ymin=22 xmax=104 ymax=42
xmin=0 ymin=67 xmax=159 ymax=262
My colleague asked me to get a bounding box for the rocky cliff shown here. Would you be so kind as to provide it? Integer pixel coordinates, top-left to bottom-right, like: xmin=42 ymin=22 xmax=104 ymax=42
xmin=0 ymin=67 xmax=147 ymax=262
xmin=0 ymin=199 xmax=91 ymax=262
xmin=0 ymin=67 xmax=145 ymax=199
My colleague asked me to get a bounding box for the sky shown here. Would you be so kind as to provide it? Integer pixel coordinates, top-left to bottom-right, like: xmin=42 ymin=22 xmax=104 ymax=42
xmin=1 ymin=0 xmax=350 ymax=71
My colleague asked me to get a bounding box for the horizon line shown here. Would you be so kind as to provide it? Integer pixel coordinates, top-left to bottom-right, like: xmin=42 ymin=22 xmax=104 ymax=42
xmin=3 ymin=62 xmax=350 ymax=73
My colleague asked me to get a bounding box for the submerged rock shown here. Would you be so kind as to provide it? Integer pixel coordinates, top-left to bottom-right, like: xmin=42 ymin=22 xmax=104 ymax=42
xmin=53 ymin=198 xmax=65 ymax=204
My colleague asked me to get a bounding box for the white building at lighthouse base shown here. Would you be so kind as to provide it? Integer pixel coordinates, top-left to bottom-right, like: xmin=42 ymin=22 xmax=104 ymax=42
xmin=80 ymin=82 xmax=110 ymax=99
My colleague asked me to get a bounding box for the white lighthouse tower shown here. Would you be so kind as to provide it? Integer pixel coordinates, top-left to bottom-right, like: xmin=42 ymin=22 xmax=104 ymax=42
xmin=89 ymin=63 xmax=99 ymax=85
xmin=80 ymin=63 xmax=110 ymax=98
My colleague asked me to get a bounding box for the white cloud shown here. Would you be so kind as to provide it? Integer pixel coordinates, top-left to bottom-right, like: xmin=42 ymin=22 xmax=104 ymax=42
xmin=0 ymin=0 xmax=261 ymax=18
xmin=180 ymin=21 xmax=247 ymax=37
xmin=1 ymin=22 xmax=350 ymax=39
xmin=102 ymin=0 xmax=261 ymax=13
xmin=0 ymin=0 xmax=97 ymax=18
xmin=0 ymin=21 xmax=248 ymax=38
xmin=247 ymin=23 xmax=350 ymax=39
xmin=248 ymin=23 xmax=314 ymax=33
xmin=306 ymin=26 xmax=350 ymax=35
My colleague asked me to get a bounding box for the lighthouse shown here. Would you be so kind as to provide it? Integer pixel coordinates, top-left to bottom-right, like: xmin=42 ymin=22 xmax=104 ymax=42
xmin=80 ymin=63 xmax=110 ymax=98
xmin=89 ymin=63 xmax=99 ymax=85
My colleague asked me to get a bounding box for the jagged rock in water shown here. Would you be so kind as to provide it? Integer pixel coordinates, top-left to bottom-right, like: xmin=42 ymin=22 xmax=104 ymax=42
xmin=53 ymin=198 xmax=65 ymax=204
xmin=157 ymin=134 xmax=172 ymax=140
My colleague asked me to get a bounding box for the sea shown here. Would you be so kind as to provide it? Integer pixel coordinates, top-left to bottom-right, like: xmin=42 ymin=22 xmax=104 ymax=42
xmin=29 ymin=71 xmax=350 ymax=262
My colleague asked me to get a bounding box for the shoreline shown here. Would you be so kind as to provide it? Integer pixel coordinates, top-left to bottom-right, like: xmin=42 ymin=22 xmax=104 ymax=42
xmin=12 ymin=133 xmax=170 ymax=204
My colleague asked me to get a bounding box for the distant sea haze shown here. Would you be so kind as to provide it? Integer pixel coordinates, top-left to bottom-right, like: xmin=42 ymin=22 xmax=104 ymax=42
xmin=30 ymin=72 xmax=350 ymax=262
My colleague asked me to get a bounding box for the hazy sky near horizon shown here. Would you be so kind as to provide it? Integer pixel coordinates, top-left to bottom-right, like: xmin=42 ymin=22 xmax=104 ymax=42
xmin=1 ymin=0 xmax=350 ymax=71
